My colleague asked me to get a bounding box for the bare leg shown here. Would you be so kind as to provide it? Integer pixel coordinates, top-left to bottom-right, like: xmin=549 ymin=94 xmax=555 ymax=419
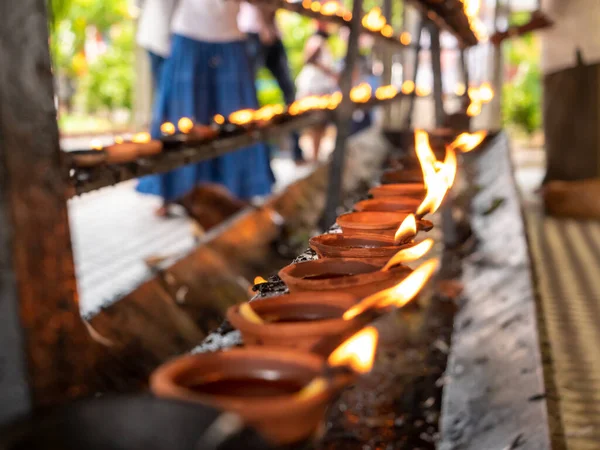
xmin=310 ymin=126 xmax=325 ymax=161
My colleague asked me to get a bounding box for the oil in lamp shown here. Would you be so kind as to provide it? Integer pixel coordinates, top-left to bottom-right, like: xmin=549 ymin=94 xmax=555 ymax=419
xmin=150 ymin=327 xmax=380 ymax=445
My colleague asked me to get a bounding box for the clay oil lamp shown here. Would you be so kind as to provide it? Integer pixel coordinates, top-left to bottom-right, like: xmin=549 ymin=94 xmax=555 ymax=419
xmin=130 ymin=131 xmax=163 ymax=157
xmin=336 ymin=210 xmax=433 ymax=238
xmin=150 ymin=327 xmax=379 ymax=446
xmin=173 ymin=116 xmax=218 ymax=145
xmin=354 ymin=196 xmax=422 ymax=212
xmin=368 ymin=182 xmax=427 ymax=199
xmin=104 ymin=136 xmax=139 ymax=164
xmin=311 ymin=210 xmax=432 ymax=261
xmin=212 ymin=113 xmax=245 ymax=137
xmin=278 ymin=233 xmax=434 ymax=297
xmin=70 ymin=140 xmax=107 ymax=167
xmin=227 ymin=291 xmax=359 ymax=351
xmin=158 ymin=121 xmax=187 ymax=150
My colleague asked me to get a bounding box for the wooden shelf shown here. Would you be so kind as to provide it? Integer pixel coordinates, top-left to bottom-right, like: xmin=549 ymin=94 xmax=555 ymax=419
xmin=68 ymin=94 xmax=407 ymax=196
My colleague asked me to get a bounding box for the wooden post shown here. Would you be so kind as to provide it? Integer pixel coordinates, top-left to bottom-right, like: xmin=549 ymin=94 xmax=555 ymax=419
xmin=0 ymin=0 xmax=102 ymax=422
xmin=322 ymin=0 xmax=364 ymax=227
xmin=405 ymin=17 xmax=424 ymax=129
xmin=428 ymin=20 xmax=445 ymax=128
xmin=381 ymin=0 xmax=394 ymax=129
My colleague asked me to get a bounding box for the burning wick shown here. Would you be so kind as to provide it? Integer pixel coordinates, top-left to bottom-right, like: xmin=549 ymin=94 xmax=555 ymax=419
xmin=416 ymin=170 xmax=448 ymax=218
xmin=239 ymin=303 xmax=264 ymax=325
xmin=254 ymin=276 xmax=268 ymax=285
xmin=297 ymin=327 xmax=379 ymax=400
xmin=394 ymin=214 xmax=417 ymax=245
xmin=343 ymin=258 xmax=439 ymax=320
xmin=160 ymin=122 xmax=176 ymax=136
xmin=131 ymin=132 xmax=151 ymax=143
xmin=449 ymin=131 xmax=488 ymax=153
xmin=177 ymin=117 xmax=194 ymax=134
xmin=381 ymin=238 xmax=434 ymax=272
xmin=90 ymin=139 xmax=103 ymax=150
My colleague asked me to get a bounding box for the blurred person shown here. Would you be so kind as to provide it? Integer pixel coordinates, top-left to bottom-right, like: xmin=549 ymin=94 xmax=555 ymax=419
xmin=296 ymin=21 xmax=338 ymax=161
xmin=492 ymin=0 xmax=600 ymax=186
xmin=136 ymin=0 xmax=179 ymax=88
xmin=136 ymin=0 xmax=273 ymax=217
xmin=238 ymin=3 xmax=306 ymax=165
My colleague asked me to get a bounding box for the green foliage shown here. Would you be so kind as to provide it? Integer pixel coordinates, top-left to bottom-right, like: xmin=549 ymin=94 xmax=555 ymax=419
xmin=79 ymin=21 xmax=135 ymax=112
xmin=502 ymin=23 xmax=542 ymax=135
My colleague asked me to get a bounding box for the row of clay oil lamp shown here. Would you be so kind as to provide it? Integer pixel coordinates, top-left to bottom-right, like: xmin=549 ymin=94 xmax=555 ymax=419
xmin=294 ymin=1 xmax=413 ymax=44
xmin=69 ymin=84 xmax=400 ymax=169
xmin=147 ymin=129 xmax=488 ymax=447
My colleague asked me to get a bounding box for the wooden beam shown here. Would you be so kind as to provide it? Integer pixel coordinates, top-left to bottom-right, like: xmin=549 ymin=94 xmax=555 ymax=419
xmin=322 ymin=0 xmax=364 ymax=228
xmin=0 ymin=0 xmax=103 ymax=421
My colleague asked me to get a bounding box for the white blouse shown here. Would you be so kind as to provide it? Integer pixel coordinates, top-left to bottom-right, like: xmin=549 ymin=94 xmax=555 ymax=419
xmin=540 ymin=0 xmax=600 ymax=74
xmin=171 ymin=0 xmax=245 ymax=43
xmin=136 ymin=0 xmax=179 ymax=57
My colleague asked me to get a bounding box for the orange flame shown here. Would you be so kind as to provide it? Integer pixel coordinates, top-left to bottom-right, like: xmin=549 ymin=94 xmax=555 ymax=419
xmin=160 ymin=122 xmax=176 ymax=136
xmin=114 ymin=136 xmax=124 ymax=144
xmin=254 ymin=276 xmax=268 ymax=285
xmin=381 ymin=239 xmax=434 ymax=272
xmin=449 ymin=131 xmax=487 ymax=153
xmin=213 ymin=114 xmax=225 ymax=125
xmin=343 ymin=11 xmax=352 ymax=21
xmin=401 ymin=80 xmax=415 ymax=95
xmin=375 ymin=85 xmax=398 ymax=100
xmin=440 ymin=147 xmax=457 ymax=189
xmin=416 ymin=171 xmax=448 ymax=216
xmin=310 ymin=1 xmax=321 ymax=12
xmin=254 ymin=104 xmax=284 ymax=122
xmin=302 ymin=0 xmax=311 ymax=8
xmin=328 ymin=327 xmax=379 ymax=374
xmin=467 ymin=101 xmax=482 ymax=117
xmin=414 ymin=129 xmax=437 ymax=182
xmin=90 ymin=139 xmax=103 ymax=150
xmin=479 ymin=82 xmax=494 ymax=103
xmin=320 ymin=1 xmax=340 ymax=16
xmin=350 ymin=83 xmax=372 ymax=103
xmin=454 ymin=83 xmax=466 ymax=96
xmin=400 ymin=32 xmax=412 ymax=45
xmin=132 ymin=132 xmax=151 ymax=143
xmin=381 ymin=24 xmax=394 ymax=37
xmin=362 ymin=7 xmax=386 ymax=32
xmin=328 ymin=91 xmax=343 ymax=109
xmin=177 ymin=117 xmax=194 ymax=134
xmin=343 ymin=259 xmax=439 ymax=319
xmin=394 ymin=214 xmax=417 ymax=245
xmin=229 ymin=109 xmax=255 ymax=126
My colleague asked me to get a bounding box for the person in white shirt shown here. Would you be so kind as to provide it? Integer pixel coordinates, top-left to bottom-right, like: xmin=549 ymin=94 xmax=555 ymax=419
xmin=492 ymin=0 xmax=600 ymax=184
xmin=238 ymin=3 xmax=306 ymax=164
xmin=136 ymin=0 xmax=179 ymax=88
xmin=137 ymin=0 xmax=273 ymax=216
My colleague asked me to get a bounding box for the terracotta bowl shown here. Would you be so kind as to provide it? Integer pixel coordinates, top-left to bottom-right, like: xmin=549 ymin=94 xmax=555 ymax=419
xmin=105 ymin=143 xmax=139 ymax=164
xmin=380 ymin=168 xmax=423 ymax=185
xmin=150 ymin=347 xmax=342 ymax=445
xmin=227 ymin=292 xmax=361 ymax=352
xmin=309 ymin=233 xmax=417 ymax=266
xmin=70 ymin=149 xmax=107 ymax=168
xmin=369 ymin=183 xmax=426 ymax=199
xmin=336 ymin=211 xmax=433 ymax=238
xmin=136 ymin=140 xmax=163 ymax=157
xmin=278 ymin=258 xmax=412 ymax=298
xmin=354 ymin=197 xmax=422 ymax=213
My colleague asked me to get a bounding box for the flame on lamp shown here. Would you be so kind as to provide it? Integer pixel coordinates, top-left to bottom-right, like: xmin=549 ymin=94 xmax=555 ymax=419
xmin=362 ymin=7 xmax=386 ymax=32
xmin=320 ymin=1 xmax=340 ymax=16
xmin=343 ymin=12 xmax=352 ymax=21
xmin=213 ymin=114 xmax=225 ymax=125
xmin=401 ymin=80 xmax=415 ymax=95
xmin=449 ymin=131 xmax=487 ymax=153
xmin=414 ymin=130 xmax=437 ymax=180
xmin=416 ymin=85 xmax=431 ymax=97
xmin=393 ymin=214 xmax=417 ymax=245
xmin=381 ymin=25 xmax=394 ymax=37
xmin=90 ymin=139 xmax=103 ymax=150
xmin=343 ymin=259 xmax=439 ymax=320
xmin=310 ymin=1 xmax=321 ymax=12
xmin=160 ymin=122 xmax=176 ymax=136
xmin=381 ymin=239 xmax=434 ymax=272
xmin=375 ymin=85 xmax=398 ymax=100
xmin=416 ymin=171 xmax=448 ymax=216
xmin=114 ymin=136 xmax=124 ymax=144
xmin=302 ymin=0 xmax=311 ymax=8
xmin=467 ymin=101 xmax=482 ymax=117
xmin=328 ymin=327 xmax=379 ymax=374
xmin=454 ymin=83 xmax=466 ymax=96
xmin=350 ymin=83 xmax=372 ymax=103
xmin=400 ymin=32 xmax=412 ymax=45
xmin=254 ymin=104 xmax=284 ymax=122
xmin=254 ymin=276 xmax=268 ymax=285
xmin=479 ymin=82 xmax=494 ymax=103
xmin=132 ymin=132 xmax=151 ymax=143
xmin=229 ymin=109 xmax=255 ymax=125
xmin=328 ymin=91 xmax=343 ymax=109
xmin=177 ymin=117 xmax=194 ymax=134
xmin=440 ymin=147 xmax=457 ymax=189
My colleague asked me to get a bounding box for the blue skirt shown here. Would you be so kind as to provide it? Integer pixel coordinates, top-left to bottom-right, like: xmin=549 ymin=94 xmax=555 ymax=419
xmin=137 ymin=35 xmax=274 ymax=202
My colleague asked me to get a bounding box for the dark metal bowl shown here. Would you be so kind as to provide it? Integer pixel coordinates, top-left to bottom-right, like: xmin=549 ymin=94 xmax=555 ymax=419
xmin=0 ymin=395 xmax=270 ymax=450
